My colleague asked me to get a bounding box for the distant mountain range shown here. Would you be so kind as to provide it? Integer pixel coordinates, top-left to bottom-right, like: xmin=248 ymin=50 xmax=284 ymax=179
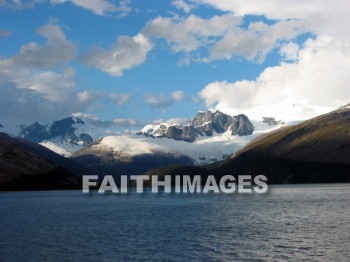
xmin=2 ymin=105 xmax=349 ymax=190
xmin=2 ymin=109 xmax=277 ymax=166
xmin=70 ymin=110 xmax=270 ymax=177
xmin=1 ymin=117 xmax=114 ymax=157
xmin=145 ymin=105 xmax=350 ymax=184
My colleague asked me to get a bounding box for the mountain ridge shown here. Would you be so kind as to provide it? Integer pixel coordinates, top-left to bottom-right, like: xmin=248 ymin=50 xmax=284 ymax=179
xmin=143 ymin=106 xmax=350 ymax=184
xmin=137 ymin=110 xmax=254 ymax=142
xmin=70 ymin=111 xmax=277 ymax=177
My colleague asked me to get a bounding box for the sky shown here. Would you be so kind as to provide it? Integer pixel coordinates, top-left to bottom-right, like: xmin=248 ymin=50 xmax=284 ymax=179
xmin=1 ymin=0 xmax=350 ymax=131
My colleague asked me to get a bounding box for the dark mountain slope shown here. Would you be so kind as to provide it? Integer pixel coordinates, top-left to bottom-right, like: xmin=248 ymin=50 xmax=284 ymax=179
xmin=0 ymin=132 xmax=94 ymax=178
xmin=0 ymin=132 xmax=94 ymax=190
xmin=233 ymin=106 xmax=350 ymax=164
xmin=0 ymin=140 xmax=78 ymax=190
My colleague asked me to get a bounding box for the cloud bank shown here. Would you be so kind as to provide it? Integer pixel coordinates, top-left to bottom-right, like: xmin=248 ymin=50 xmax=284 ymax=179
xmin=196 ymin=0 xmax=350 ymax=120
xmin=80 ymin=33 xmax=152 ymax=76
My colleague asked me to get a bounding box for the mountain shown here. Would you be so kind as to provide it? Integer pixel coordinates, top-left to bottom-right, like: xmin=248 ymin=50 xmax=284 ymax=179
xmin=71 ymin=137 xmax=195 ymax=178
xmin=137 ymin=110 xmax=254 ymax=142
xmin=0 ymin=132 xmax=89 ymax=190
xmin=144 ymin=105 xmax=350 ymax=183
xmin=71 ymin=110 xmax=281 ymax=177
xmin=0 ymin=132 xmax=94 ymax=176
xmin=2 ymin=117 xmax=114 ymax=157
xmin=0 ymin=110 xmax=266 ymax=159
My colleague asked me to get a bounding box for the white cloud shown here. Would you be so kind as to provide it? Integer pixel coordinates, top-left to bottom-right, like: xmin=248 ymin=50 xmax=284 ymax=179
xmin=142 ymin=13 xmax=305 ymax=64
xmin=192 ymin=0 xmax=338 ymax=20
xmin=80 ymin=33 xmax=152 ymax=76
xmin=0 ymin=0 xmax=39 ymax=9
xmin=192 ymin=0 xmax=350 ymax=42
xmin=192 ymin=0 xmax=350 ymax=120
xmin=51 ymin=0 xmax=133 ymax=16
xmin=152 ymin=117 xmax=190 ymax=125
xmin=200 ymin=80 xmax=256 ymax=110
xmin=0 ymin=70 xmax=100 ymax=124
xmin=0 ymin=82 xmax=57 ymax=124
xmin=108 ymin=93 xmax=130 ymax=106
xmin=72 ymin=113 xmax=146 ymax=128
xmin=279 ymin=42 xmax=300 ymax=61
xmin=0 ymin=24 xmax=99 ymax=124
xmin=200 ymin=36 xmax=350 ymax=121
xmin=0 ymin=54 xmax=78 ymax=104
xmin=171 ymin=90 xmax=186 ymax=101
xmin=1 ymin=0 xmax=133 ymax=16
xmin=142 ymin=14 xmax=241 ymax=53
xmin=171 ymin=0 xmax=193 ymax=13
xmin=6 ymin=23 xmax=77 ymax=68
xmin=144 ymin=90 xmax=186 ymax=109
xmin=113 ymin=118 xmax=145 ymax=127
xmin=144 ymin=94 xmax=173 ymax=109
xmin=210 ymin=20 xmax=304 ymax=62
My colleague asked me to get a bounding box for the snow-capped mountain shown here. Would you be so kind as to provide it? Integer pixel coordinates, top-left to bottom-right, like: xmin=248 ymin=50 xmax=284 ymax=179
xmin=2 ymin=117 xmax=116 ymax=157
xmin=70 ymin=110 xmax=285 ymax=177
xmin=148 ymin=105 xmax=350 ymax=184
xmin=137 ymin=110 xmax=254 ymax=142
xmin=1 ymin=110 xmax=286 ymax=167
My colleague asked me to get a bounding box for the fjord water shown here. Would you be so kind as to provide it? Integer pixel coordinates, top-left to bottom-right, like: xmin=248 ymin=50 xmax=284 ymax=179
xmin=0 ymin=185 xmax=349 ymax=261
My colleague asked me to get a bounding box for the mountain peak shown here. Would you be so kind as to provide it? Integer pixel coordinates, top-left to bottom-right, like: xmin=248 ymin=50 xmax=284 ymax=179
xmin=18 ymin=117 xmax=93 ymax=154
xmin=137 ymin=109 xmax=254 ymax=142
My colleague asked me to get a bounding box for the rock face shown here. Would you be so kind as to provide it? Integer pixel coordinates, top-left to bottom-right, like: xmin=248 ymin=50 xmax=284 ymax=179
xmin=138 ymin=110 xmax=254 ymax=142
xmin=19 ymin=117 xmax=93 ymax=146
xmin=262 ymin=117 xmax=284 ymax=126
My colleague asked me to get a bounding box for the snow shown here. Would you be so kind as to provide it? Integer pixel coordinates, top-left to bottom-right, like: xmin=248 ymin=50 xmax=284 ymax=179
xmin=208 ymin=108 xmax=218 ymax=113
xmin=39 ymin=141 xmax=72 ymax=157
xmin=0 ymin=113 xmax=300 ymax=161
xmin=1 ymin=117 xmax=120 ymax=156
xmin=98 ymin=121 xmax=287 ymax=165
xmin=39 ymin=121 xmax=120 ymax=156
xmin=139 ymin=124 xmax=164 ymax=134
xmin=201 ymin=121 xmax=212 ymax=126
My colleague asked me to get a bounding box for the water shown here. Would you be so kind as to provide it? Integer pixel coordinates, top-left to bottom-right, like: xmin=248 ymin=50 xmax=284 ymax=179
xmin=0 ymin=184 xmax=349 ymax=261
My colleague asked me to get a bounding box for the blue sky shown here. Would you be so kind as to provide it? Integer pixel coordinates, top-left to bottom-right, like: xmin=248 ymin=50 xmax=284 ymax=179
xmin=1 ymin=0 xmax=349 ymax=129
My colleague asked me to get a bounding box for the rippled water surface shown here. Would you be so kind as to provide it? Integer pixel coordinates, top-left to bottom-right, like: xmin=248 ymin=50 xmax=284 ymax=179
xmin=1 ymin=184 xmax=349 ymax=261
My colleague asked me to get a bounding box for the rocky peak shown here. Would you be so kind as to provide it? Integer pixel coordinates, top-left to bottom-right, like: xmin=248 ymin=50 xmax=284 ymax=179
xmin=50 ymin=117 xmax=84 ymax=138
xmin=231 ymin=114 xmax=254 ymax=136
xmin=262 ymin=117 xmax=284 ymax=126
xmin=192 ymin=110 xmax=231 ymax=133
xmin=137 ymin=110 xmax=254 ymax=142
xmin=18 ymin=117 xmax=93 ymax=146
xmin=19 ymin=122 xmax=49 ymax=143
